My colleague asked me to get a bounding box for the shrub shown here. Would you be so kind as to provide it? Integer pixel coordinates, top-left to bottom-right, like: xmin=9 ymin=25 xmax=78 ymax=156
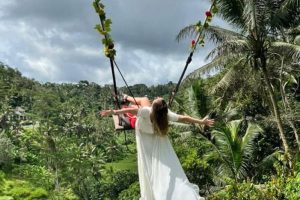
xmin=12 ymin=164 xmax=54 ymax=190
xmin=101 ymin=170 xmax=138 ymax=199
xmin=30 ymin=188 xmax=48 ymax=199
xmin=0 ymin=171 xmax=5 ymax=194
xmin=118 ymin=181 xmax=140 ymax=200
xmin=2 ymin=179 xmax=48 ymax=200
xmin=284 ymin=172 xmax=300 ymax=200
xmin=49 ymin=188 xmax=79 ymax=200
xmin=0 ymin=132 xmax=15 ymax=169
xmin=207 ymin=180 xmax=265 ymax=200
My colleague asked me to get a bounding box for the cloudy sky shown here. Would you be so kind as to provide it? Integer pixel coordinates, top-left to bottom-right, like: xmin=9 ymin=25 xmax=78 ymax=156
xmin=0 ymin=0 xmax=229 ymax=86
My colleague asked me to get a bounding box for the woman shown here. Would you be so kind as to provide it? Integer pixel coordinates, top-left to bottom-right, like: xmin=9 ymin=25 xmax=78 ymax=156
xmin=100 ymin=95 xmax=214 ymax=200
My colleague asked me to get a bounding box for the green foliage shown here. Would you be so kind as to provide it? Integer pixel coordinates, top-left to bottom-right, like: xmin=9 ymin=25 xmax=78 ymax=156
xmin=180 ymin=80 xmax=211 ymax=118
xmin=0 ymin=196 xmax=14 ymax=200
xmin=12 ymin=164 xmax=54 ymax=190
xmin=49 ymin=188 xmax=78 ymax=200
xmin=119 ymin=82 xmax=176 ymax=100
xmin=118 ymin=181 xmax=140 ymax=200
xmin=207 ymin=120 xmax=263 ymax=184
xmin=207 ymin=161 xmax=300 ymax=199
xmin=0 ymin=132 xmax=15 ymax=169
xmin=0 ymin=171 xmax=5 ymax=193
xmin=174 ymin=137 xmax=214 ymax=194
xmin=262 ymin=161 xmax=300 ymax=199
xmin=207 ymin=180 xmax=265 ymax=200
xmin=207 ymin=173 xmax=300 ymax=200
xmin=2 ymin=179 xmax=48 ymax=200
xmin=284 ymin=172 xmax=300 ymax=200
xmin=106 ymin=153 xmax=137 ymax=172
xmin=101 ymin=170 xmax=138 ymax=200
xmin=1 ymin=57 xmax=300 ymax=199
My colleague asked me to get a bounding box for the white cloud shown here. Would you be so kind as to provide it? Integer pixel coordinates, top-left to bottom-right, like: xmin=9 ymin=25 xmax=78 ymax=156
xmin=0 ymin=0 xmax=228 ymax=86
xmin=23 ymin=56 xmax=59 ymax=80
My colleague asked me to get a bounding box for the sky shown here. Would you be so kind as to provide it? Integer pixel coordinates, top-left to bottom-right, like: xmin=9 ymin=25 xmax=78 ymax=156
xmin=0 ymin=0 xmax=229 ymax=86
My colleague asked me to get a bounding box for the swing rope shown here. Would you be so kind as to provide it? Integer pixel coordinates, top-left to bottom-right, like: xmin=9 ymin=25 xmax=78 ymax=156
xmin=94 ymin=0 xmax=218 ymax=109
xmin=168 ymin=0 xmax=217 ymax=107
xmin=93 ymin=0 xmax=139 ymax=109
xmin=168 ymin=52 xmax=193 ymax=106
xmin=113 ymin=59 xmax=140 ymax=107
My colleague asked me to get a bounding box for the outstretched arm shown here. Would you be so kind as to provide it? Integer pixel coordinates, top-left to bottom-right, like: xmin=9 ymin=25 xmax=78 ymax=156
xmin=99 ymin=107 xmax=139 ymax=117
xmin=177 ymin=115 xmax=214 ymax=126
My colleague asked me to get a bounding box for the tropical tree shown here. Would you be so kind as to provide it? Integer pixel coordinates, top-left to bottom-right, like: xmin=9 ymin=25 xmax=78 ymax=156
xmin=177 ymin=0 xmax=300 ymax=165
xmin=277 ymin=55 xmax=300 ymax=151
xmin=205 ymin=120 xmax=263 ymax=185
xmin=178 ymin=80 xmax=211 ymax=117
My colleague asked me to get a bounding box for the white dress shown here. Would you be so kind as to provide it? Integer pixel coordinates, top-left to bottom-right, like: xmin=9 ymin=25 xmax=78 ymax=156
xmin=135 ymin=107 xmax=204 ymax=200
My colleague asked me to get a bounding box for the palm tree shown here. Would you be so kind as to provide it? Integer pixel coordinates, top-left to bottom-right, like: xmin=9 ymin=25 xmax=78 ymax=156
xmin=177 ymin=0 xmax=300 ymax=165
xmin=205 ymin=120 xmax=262 ymax=185
xmin=170 ymin=80 xmax=211 ymax=137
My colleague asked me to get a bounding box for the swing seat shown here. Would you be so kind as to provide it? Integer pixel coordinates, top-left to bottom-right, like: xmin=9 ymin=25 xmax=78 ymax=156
xmin=112 ymin=105 xmax=137 ymax=131
xmin=112 ymin=114 xmax=134 ymax=131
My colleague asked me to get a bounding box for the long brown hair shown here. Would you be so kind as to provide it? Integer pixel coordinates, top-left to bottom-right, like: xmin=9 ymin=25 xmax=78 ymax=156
xmin=150 ymin=99 xmax=169 ymax=136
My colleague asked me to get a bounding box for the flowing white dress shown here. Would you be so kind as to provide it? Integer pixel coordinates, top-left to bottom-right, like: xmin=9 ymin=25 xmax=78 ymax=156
xmin=135 ymin=107 xmax=204 ymax=200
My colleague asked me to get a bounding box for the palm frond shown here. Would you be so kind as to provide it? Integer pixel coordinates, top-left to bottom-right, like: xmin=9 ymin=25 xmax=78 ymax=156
xmin=241 ymin=122 xmax=262 ymax=158
xmin=255 ymin=150 xmax=283 ymax=172
xmin=228 ymin=120 xmax=242 ymax=141
xmin=186 ymin=86 xmax=201 ymax=117
xmin=211 ymin=57 xmax=247 ymax=94
xmin=212 ymin=129 xmax=236 ymax=167
xmin=271 ymin=41 xmax=300 ymax=60
xmin=213 ymin=163 xmax=233 ymax=186
xmin=215 ymin=0 xmax=245 ymax=28
xmin=175 ymin=131 xmax=194 ymax=140
xmin=206 ymin=39 xmax=248 ymax=60
xmin=279 ymin=0 xmax=300 ymax=28
xmin=176 ymin=24 xmax=197 ymax=42
xmin=282 ymin=0 xmax=300 ymax=10
xmin=203 ymin=26 xmax=244 ymax=44
xmin=221 ymin=104 xmax=241 ymax=122
xmin=170 ymin=121 xmax=193 ymax=131
xmin=209 ymin=120 xmax=264 ymax=181
xmin=243 ymin=0 xmax=265 ymax=34
xmin=183 ymin=55 xmax=231 ymax=84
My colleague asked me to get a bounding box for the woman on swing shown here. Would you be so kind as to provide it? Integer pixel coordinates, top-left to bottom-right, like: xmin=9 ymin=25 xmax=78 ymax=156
xmin=100 ymin=95 xmax=214 ymax=200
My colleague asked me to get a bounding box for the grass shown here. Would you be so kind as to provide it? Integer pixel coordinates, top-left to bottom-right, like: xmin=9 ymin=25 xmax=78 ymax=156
xmin=106 ymin=153 xmax=137 ymax=172
xmin=0 ymin=178 xmax=48 ymax=200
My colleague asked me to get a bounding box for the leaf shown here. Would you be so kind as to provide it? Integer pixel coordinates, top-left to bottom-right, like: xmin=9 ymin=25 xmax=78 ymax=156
xmin=104 ymin=19 xmax=112 ymax=32
xmin=95 ymin=24 xmax=106 ymax=35
xmin=271 ymin=41 xmax=300 ymax=60
xmin=176 ymin=24 xmax=198 ymax=42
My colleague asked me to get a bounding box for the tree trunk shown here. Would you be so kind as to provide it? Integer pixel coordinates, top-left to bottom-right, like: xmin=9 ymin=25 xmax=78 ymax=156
xmin=279 ymin=64 xmax=300 ymax=152
xmin=260 ymin=64 xmax=292 ymax=167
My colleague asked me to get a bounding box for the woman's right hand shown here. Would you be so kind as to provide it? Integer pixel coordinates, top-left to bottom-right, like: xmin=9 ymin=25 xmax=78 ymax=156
xmin=99 ymin=109 xmax=113 ymax=117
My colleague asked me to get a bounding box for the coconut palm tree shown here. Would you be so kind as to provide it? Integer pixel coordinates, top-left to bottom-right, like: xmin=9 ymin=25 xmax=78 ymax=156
xmin=177 ymin=0 xmax=300 ymax=165
xmin=205 ymin=120 xmax=263 ymax=185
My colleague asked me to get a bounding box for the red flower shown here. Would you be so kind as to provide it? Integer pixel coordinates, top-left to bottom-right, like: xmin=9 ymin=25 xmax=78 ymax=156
xmin=205 ymin=11 xmax=212 ymax=17
xmin=191 ymin=40 xmax=196 ymax=46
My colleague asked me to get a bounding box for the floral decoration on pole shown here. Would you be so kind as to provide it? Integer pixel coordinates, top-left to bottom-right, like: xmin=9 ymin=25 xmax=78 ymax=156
xmin=190 ymin=1 xmax=218 ymax=50
xmin=93 ymin=0 xmax=116 ymax=58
